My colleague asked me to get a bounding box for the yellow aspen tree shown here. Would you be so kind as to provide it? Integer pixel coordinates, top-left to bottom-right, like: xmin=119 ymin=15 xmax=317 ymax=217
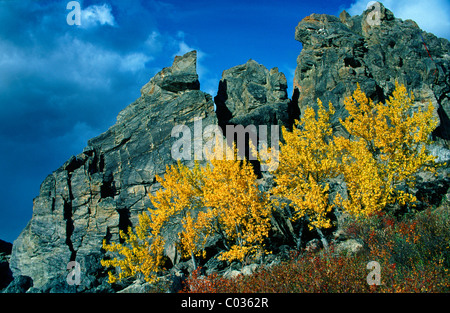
xmin=102 ymin=142 xmax=272 ymax=283
xmin=334 ymin=137 xmax=387 ymax=217
xmin=336 ymin=82 xmax=438 ymax=217
xmin=101 ymin=211 xmax=165 ymax=284
xmin=202 ymin=144 xmax=271 ymax=262
xmin=271 ymin=100 xmax=339 ymax=248
xmin=101 ymin=161 xmax=204 ymax=283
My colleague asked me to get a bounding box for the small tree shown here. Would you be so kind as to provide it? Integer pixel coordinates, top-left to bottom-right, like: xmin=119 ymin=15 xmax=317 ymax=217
xmin=101 ymin=211 xmax=165 ymax=284
xmin=200 ymin=147 xmax=271 ymax=262
xmin=335 ymin=82 xmax=438 ymax=217
xmin=102 ymin=143 xmax=271 ymax=284
xmin=271 ymin=100 xmax=340 ymax=249
xmin=101 ymin=162 xmax=200 ymax=284
xmin=270 ymin=82 xmax=439 ymax=248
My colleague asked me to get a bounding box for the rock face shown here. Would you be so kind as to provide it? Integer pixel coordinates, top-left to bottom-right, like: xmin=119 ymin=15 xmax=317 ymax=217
xmin=9 ymin=51 xmax=217 ymax=292
xmin=294 ymin=3 xmax=450 ymax=145
xmin=214 ymin=59 xmax=296 ymax=165
xmin=0 ymin=239 xmax=13 ymax=290
xmin=7 ymin=3 xmax=450 ymax=292
xmin=215 ymin=59 xmax=292 ymax=128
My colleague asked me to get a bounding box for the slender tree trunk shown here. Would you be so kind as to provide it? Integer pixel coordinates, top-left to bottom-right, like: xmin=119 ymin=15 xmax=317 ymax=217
xmin=284 ymin=206 xmax=299 ymax=245
xmin=296 ymin=218 xmax=304 ymax=250
xmin=315 ymin=227 xmax=329 ymax=252
xmin=190 ymin=251 xmax=197 ymax=269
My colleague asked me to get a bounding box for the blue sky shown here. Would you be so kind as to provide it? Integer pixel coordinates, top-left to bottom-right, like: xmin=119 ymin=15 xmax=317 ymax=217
xmin=0 ymin=0 xmax=449 ymax=243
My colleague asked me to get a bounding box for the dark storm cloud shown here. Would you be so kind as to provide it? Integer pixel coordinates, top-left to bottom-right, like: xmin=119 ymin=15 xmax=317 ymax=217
xmin=0 ymin=0 xmax=222 ymax=242
xmin=0 ymin=0 xmax=177 ymax=241
xmin=0 ymin=1 xmax=152 ymax=142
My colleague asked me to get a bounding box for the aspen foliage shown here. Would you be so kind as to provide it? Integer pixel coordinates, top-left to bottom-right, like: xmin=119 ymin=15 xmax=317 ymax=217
xmin=102 ymin=142 xmax=271 ymax=283
xmin=271 ymin=82 xmax=438 ymax=228
xmin=335 ymin=82 xmax=438 ymax=217
xmin=100 ymin=212 xmax=165 ymax=284
xmin=271 ymin=100 xmax=339 ymax=230
xmin=199 ymin=143 xmax=271 ymax=262
xmin=101 ymin=82 xmax=439 ymax=284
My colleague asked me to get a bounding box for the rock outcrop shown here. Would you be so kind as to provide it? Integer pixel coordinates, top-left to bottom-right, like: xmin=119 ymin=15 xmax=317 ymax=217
xmin=6 ymin=3 xmax=450 ymax=293
xmin=9 ymin=51 xmax=217 ymax=292
xmin=214 ymin=59 xmax=296 ymax=167
xmin=215 ymin=59 xmax=292 ymax=128
xmin=0 ymin=239 xmax=12 ymax=290
xmin=294 ymin=3 xmax=450 ymax=146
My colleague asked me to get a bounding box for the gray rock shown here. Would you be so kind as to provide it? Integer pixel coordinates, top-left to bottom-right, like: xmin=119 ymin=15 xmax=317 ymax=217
xmin=214 ymin=59 xmax=293 ymax=165
xmin=241 ymin=263 xmax=258 ymax=276
xmin=0 ymin=239 xmax=13 ymax=291
xmin=140 ymin=50 xmax=200 ymax=94
xmin=215 ymin=59 xmax=292 ymax=129
xmin=305 ymin=239 xmax=322 ymax=253
xmin=293 ymin=2 xmax=450 ymax=143
xmin=3 ymin=275 xmax=32 ymax=293
xmin=223 ymin=264 xmax=259 ymax=280
xmin=223 ymin=269 xmax=242 ymax=280
xmin=9 ymin=50 xmax=216 ymax=292
xmin=334 ymin=239 xmax=364 ymax=256
xmin=117 ymin=280 xmax=155 ymax=293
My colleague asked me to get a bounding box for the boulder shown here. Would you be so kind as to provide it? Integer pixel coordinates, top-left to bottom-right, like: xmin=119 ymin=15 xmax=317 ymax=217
xmin=334 ymin=239 xmax=364 ymax=256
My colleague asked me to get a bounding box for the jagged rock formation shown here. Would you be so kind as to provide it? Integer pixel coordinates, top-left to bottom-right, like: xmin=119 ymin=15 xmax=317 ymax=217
xmin=215 ymin=59 xmax=292 ymax=128
xmin=214 ymin=59 xmax=296 ymax=168
xmin=6 ymin=3 xmax=450 ymax=293
xmin=9 ymin=51 xmax=217 ymax=292
xmin=293 ymin=3 xmax=450 ymax=145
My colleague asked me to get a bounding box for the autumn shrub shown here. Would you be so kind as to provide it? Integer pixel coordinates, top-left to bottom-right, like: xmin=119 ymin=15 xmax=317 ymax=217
xmin=182 ymin=251 xmax=371 ymax=293
xmin=344 ymin=206 xmax=450 ymax=277
xmin=270 ymin=100 xmax=339 ymax=249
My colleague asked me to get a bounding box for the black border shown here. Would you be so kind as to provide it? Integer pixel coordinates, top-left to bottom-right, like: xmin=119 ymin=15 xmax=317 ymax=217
xmin=0 ymin=292 xmax=447 ymax=311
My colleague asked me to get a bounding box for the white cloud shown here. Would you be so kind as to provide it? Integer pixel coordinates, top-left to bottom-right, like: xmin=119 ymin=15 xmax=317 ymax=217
xmin=347 ymin=0 xmax=450 ymax=39
xmin=81 ymin=3 xmax=116 ymax=28
xmin=145 ymin=31 xmax=164 ymax=54
xmin=174 ymin=41 xmax=195 ymax=57
xmin=120 ymin=53 xmax=153 ymax=72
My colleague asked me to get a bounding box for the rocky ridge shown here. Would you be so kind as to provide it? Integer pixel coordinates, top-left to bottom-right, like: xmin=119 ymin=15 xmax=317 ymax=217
xmin=5 ymin=3 xmax=450 ymax=292
xmin=293 ymin=3 xmax=450 ymax=144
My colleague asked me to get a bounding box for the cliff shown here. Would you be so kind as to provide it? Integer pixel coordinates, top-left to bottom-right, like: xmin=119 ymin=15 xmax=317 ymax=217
xmin=5 ymin=3 xmax=450 ymax=292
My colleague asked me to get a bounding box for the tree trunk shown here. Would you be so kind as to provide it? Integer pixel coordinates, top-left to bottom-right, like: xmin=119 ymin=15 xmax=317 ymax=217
xmin=296 ymin=218 xmax=304 ymax=250
xmin=315 ymin=227 xmax=329 ymax=252
xmin=190 ymin=251 xmax=197 ymax=269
